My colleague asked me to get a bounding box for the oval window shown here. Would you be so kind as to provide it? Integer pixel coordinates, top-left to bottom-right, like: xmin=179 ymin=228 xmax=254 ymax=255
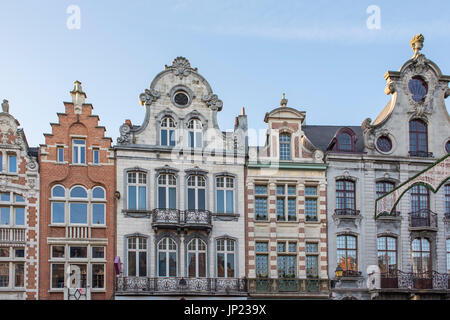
xmin=408 ymin=76 xmax=428 ymax=103
xmin=377 ymin=136 xmax=392 ymax=153
xmin=174 ymin=91 xmax=189 ymax=106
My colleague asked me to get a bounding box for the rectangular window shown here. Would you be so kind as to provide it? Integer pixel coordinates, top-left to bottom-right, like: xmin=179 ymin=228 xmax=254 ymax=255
xmin=93 ymin=148 xmax=99 ymax=164
xmin=256 ymin=242 xmax=269 ymax=278
xmin=51 ymin=264 xmax=65 ymax=289
xmin=14 ymin=263 xmax=24 ymax=287
xmin=70 ymin=246 xmax=87 ymax=258
xmin=255 ymin=197 xmax=267 ymax=221
xmin=92 ymin=203 xmax=105 ymax=225
xmin=305 ymin=186 xmax=317 ymax=196
xmin=15 ymin=248 xmax=24 ymax=258
xmin=277 ymin=185 xmax=297 ymax=222
xmin=161 ymin=130 xmax=168 ymax=146
xmin=51 ymin=202 xmax=65 ymax=224
xmin=92 ymin=264 xmax=105 ymax=289
xmin=0 ymin=248 xmax=9 ymax=258
xmin=277 ymin=241 xmax=297 ymax=278
xmin=0 ymin=193 xmax=10 ymax=201
xmin=128 ymin=250 xmax=136 ymax=276
xmin=92 ymin=247 xmax=105 ymax=259
xmin=306 ymin=243 xmax=319 ymax=278
xmin=14 ymin=207 xmax=25 ymax=226
xmin=57 ymin=147 xmax=64 ymax=163
xmin=51 ymin=246 xmax=65 ymax=258
xmin=69 ymin=203 xmax=87 ymax=224
xmin=72 ymin=139 xmax=86 ymax=164
xmin=15 ymin=195 xmax=25 ymax=202
xmin=277 ymin=198 xmax=285 ymax=221
xmin=305 ymin=199 xmax=318 ymax=221
xmin=127 ymin=172 xmax=147 ymax=210
xmin=0 ymin=263 xmax=9 ymax=287
xmin=8 ymin=155 xmax=17 ymax=173
xmin=0 ymin=207 xmax=10 ymax=225
xmin=158 ymin=252 xmax=167 ymax=277
xmin=0 ymin=153 xmax=2 ymax=172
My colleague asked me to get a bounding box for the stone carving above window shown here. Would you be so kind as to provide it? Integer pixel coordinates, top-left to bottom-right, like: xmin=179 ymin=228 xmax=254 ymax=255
xmin=202 ymin=94 xmax=223 ymax=111
xmin=165 ymin=57 xmax=198 ymax=79
xmin=139 ymin=88 xmax=161 ymax=107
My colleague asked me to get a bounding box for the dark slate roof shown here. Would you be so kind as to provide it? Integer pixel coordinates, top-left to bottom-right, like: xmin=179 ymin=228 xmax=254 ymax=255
xmin=302 ymin=125 xmax=364 ymax=153
xmin=27 ymin=147 xmax=39 ymax=158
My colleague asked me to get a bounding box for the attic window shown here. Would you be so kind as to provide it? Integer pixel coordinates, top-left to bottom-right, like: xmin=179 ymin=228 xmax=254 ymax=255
xmin=337 ymin=133 xmax=352 ymax=152
xmin=408 ymin=76 xmax=428 ymax=103
xmin=174 ymin=91 xmax=189 ymax=106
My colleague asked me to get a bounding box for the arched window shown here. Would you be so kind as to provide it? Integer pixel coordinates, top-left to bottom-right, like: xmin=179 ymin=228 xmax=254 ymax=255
xmin=217 ymin=239 xmax=235 ymax=278
xmin=336 ymin=235 xmax=357 ymax=275
xmin=92 ymin=187 xmax=106 ymax=225
xmin=376 ymin=181 xmax=394 ymax=198
xmin=187 ymin=238 xmax=207 ymax=277
xmin=187 ymin=119 xmax=203 ymax=148
xmin=216 ymin=176 xmax=234 ymax=214
xmin=127 ymin=171 xmax=147 ymax=210
xmin=409 ymin=119 xmax=428 ymax=157
xmin=412 ymin=238 xmax=431 ymax=275
xmin=377 ymin=236 xmax=397 ymax=275
xmin=336 ymin=180 xmax=356 ymax=212
xmin=187 ymin=175 xmax=206 ymax=211
xmin=127 ymin=236 xmax=147 ymax=277
xmin=52 ymin=185 xmax=65 ymax=198
xmin=69 ymin=186 xmax=88 ymax=224
xmin=160 ymin=117 xmax=176 ymax=147
xmin=279 ymin=133 xmax=291 ymax=160
xmin=157 ymin=174 xmax=176 ymax=209
xmin=337 ymin=133 xmax=352 ymax=151
xmin=158 ymin=237 xmax=177 ymax=277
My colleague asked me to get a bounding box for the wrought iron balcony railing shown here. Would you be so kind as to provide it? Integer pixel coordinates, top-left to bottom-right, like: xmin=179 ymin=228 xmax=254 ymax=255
xmin=380 ymin=270 xmax=449 ymax=290
xmin=152 ymin=209 xmax=212 ymax=230
xmin=334 ymin=208 xmax=361 ymax=217
xmin=116 ymin=277 xmax=246 ymax=295
xmin=409 ymin=209 xmax=437 ymax=229
xmin=409 ymin=151 xmax=433 ymax=158
xmin=247 ymin=278 xmax=329 ymax=294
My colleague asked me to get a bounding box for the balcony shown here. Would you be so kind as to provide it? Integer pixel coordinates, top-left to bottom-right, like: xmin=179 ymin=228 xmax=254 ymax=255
xmin=247 ymin=278 xmax=329 ymax=295
xmin=380 ymin=271 xmax=449 ymax=290
xmin=115 ymin=277 xmax=246 ymax=296
xmin=409 ymin=151 xmax=434 ymax=158
xmin=409 ymin=209 xmax=437 ymax=230
xmin=0 ymin=227 xmax=26 ymax=243
xmin=152 ymin=209 xmax=212 ymax=231
xmin=332 ymin=209 xmax=361 ymax=226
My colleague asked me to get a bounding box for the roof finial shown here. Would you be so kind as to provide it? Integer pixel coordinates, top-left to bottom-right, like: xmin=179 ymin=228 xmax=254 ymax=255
xmin=280 ymin=93 xmax=288 ymax=107
xmin=241 ymin=107 xmax=246 ymax=115
xmin=70 ymin=80 xmax=87 ymax=114
xmin=410 ymin=34 xmax=425 ymax=59
xmin=1 ymin=99 xmax=9 ymax=113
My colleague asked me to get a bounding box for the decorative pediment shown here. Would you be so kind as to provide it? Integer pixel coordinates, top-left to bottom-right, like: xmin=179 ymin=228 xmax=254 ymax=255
xmin=139 ymin=88 xmax=161 ymax=107
xmin=164 ymin=57 xmax=198 ymax=79
xmin=202 ymin=94 xmax=223 ymax=111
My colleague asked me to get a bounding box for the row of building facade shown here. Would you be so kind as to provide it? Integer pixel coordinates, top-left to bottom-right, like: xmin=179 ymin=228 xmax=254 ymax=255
xmin=0 ymin=35 xmax=449 ymax=300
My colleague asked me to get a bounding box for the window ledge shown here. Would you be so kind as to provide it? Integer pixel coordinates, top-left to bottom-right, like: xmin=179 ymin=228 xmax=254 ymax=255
xmin=212 ymin=213 xmax=240 ymax=221
xmin=69 ymin=164 xmax=88 ymax=167
xmin=122 ymin=210 xmax=152 ymax=218
xmin=304 ymin=220 xmax=321 ymax=224
xmin=0 ymin=288 xmax=25 ymax=292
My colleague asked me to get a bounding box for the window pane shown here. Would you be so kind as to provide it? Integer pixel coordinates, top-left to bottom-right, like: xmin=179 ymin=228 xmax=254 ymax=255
xmin=158 ymin=252 xmax=166 ymax=277
xmin=92 ymin=187 xmax=104 ymax=199
xmin=255 ymin=197 xmax=267 ymax=220
xmin=217 ymin=253 xmax=225 ymax=277
xmin=188 ymin=189 xmax=195 ymax=210
xmin=169 ymin=130 xmax=175 ymax=146
xmin=14 ymin=263 xmax=24 ymax=287
xmin=92 ymin=264 xmax=104 ymax=288
xmin=138 ymin=186 xmax=146 ymax=210
xmin=217 ymin=190 xmax=224 ymax=213
xmin=161 ymin=129 xmax=167 ymax=146
xmin=70 ymin=187 xmax=87 ymax=198
xmin=158 ymin=187 xmax=166 ymax=209
xmin=169 ymin=252 xmax=177 ymax=277
xmin=195 ymin=132 xmax=202 ymax=148
xmin=69 ymin=203 xmax=87 ymax=224
xmin=52 ymin=202 xmax=65 ymax=224
xmin=226 ymin=190 xmax=233 ymax=213
xmin=0 ymin=248 xmax=9 ymax=258
xmin=198 ymin=189 xmax=205 ymax=210
xmin=227 ymin=253 xmax=235 ymax=277
xmin=189 ymin=132 xmax=194 ymax=148
xmin=0 ymin=263 xmax=8 ymax=287
xmin=276 ymin=198 xmax=285 ymax=220
xmin=14 ymin=208 xmax=25 ymax=226
xmin=305 ymin=186 xmax=317 ymax=196
xmin=52 ymin=186 xmax=65 ymax=197
xmin=128 ymin=251 xmax=136 ymax=276
xmin=80 ymin=146 xmax=86 ymax=164
xmin=93 ymin=149 xmax=99 ymax=164
xmin=51 ymin=264 xmax=65 ymax=289
xmin=255 ymin=186 xmax=267 ymax=195
xmin=256 ymin=255 xmax=268 ymax=277
xmin=128 ymin=186 xmax=137 ymax=210
xmin=139 ymin=252 xmax=147 ymax=277
xmin=169 ymin=188 xmax=176 ymax=209
xmin=9 ymin=155 xmax=17 ymax=173
xmin=92 ymin=203 xmax=105 ymax=225
xmin=198 ymin=252 xmax=206 ymax=277
xmin=305 ymin=199 xmax=317 ymax=221
xmin=1 ymin=207 xmax=10 ymax=225
xmin=188 ymin=252 xmax=196 ymax=277
xmin=70 ymin=246 xmax=87 ymax=258
xmin=288 ymin=199 xmax=296 ymax=221
xmin=0 ymin=154 xmax=2 ymax=171
xmin=0 ymin=193 xmax=10 ymax=202
xmin=51 ymin=246 xmax=65 ymax=258
xmin=58 ymin=147 xmax=64 ymax=162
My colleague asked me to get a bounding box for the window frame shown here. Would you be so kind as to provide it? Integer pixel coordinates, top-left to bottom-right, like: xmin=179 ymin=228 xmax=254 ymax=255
xmin=409 ymin=119 xmax=428 ymax=155
xmin=127 ymin=171 xmax=147 ymax=211
xmin=160 ymin=116 xmax=176 ymax=147
xmin=276 ymin=184 xmax=297 ymax=222
xmin=377 ymin=236 xmax=397 ymax=276
xmin=157 ymin=237 xmax=177 ymax=277
xmin=279 ymin=132 xmax=291 ymax=161
xmin=72 ymin=139 xmax=86 ymax=165
xmin=216 ymin=176 xmax=235 ymax=214
xmin=336 ymin=179 xmax=356 ymax=210
xmin=336 ymin=234 xmax=358 ymax=274
xmin=216 ymin=238 xmax=236 ymax=278
xmin=187 ymin=119 xmax=203 ymax=149
xmin=187 ymin=238 xmax=207 ymax=278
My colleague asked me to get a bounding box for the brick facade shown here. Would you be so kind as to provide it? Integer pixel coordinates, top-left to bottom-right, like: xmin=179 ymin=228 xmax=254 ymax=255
xmin=38 ymin=82 xmax=116 ymax=300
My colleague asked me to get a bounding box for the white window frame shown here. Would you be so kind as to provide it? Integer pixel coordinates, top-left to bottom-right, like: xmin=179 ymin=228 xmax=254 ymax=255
xmin=157 ymin=237 xmax=177 ymax=277
xmin=187 ymin=119 xmax=203 ymax=148
xmin=187 ymin=238 xmax=207 ymax=278
xmin=72 ymin=139 xmax=86 ymax=164
xmin=216 ymin=238 xmax=236 ymax=278
xmin=216 ymin=176 xmax=235 ymax=214
xmin=160 ymin=117 xmax=176 ymax=147
xmin=127 ymin=171 xmax=147 ymax=210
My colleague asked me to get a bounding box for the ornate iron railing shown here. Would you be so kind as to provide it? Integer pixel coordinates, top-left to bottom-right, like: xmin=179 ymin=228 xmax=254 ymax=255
xmin=409 ymin=151 xmax=433 ymax=158
xmin=151 ymin=209 xmax=212 ymax=229
xmin=380 ymin=270 xmax=449 ymax=290
xmin=116 ymin=277 xmax=246 ymax=294
xmin=247 ymin=278 xmax=328 ymax=294
xmin=334 ymin=208 xmax=361 ymax=216
xmin=409 ymin=209 xmax=437 ymax=229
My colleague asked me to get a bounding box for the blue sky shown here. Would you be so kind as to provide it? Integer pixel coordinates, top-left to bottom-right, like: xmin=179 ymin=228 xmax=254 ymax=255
xmin=0 ymin=0 xmax=449 ymax=147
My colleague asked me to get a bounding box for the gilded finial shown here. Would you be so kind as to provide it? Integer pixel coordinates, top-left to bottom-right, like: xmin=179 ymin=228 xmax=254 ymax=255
xmin=280 ymin=93 xmax=288 ymax=107
xmin=410 ymin=34 xmax=425 ymax=59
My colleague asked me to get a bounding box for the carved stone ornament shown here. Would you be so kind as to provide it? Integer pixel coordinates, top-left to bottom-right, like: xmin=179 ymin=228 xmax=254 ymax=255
xmin=410 ymin=34 xmax=424 ymax=59
xmin=117 ymin=123 xmax=132 ymax=144
xmin=202 ymin=94 xmax=223 ymax=111
xmin=361 ymin=118 xmax=375 ymax=150
xmin=1 ymin=99 xmax=9 ymax=113
xmin=139 ymin=88 xmax=161 ymax=107
xmin=26 ymin=157 xmax=38 ymax=171
xmin=384 ymin=81 xmax=396 ymax=95
xmin=165 ymin=57 xmax=198 ymax=79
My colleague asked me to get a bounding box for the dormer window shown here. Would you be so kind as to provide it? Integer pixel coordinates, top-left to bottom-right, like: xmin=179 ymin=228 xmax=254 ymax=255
xmin=279 ymin=133 xmax=291 ymax=160
xmin=337 ymin=133 xmax=352 ymax=151
xmin=329 ymin=128 xmax=357 ymax=153
xmin=187 ymin=119 xmax=203 ymax=148
xmin=160 ymin=117 xmax=176 ymax=147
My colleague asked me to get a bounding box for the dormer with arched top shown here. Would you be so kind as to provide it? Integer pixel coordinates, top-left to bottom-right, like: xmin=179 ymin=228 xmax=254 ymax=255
xmin=362 ymin=34 xmax=450 ymax=159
